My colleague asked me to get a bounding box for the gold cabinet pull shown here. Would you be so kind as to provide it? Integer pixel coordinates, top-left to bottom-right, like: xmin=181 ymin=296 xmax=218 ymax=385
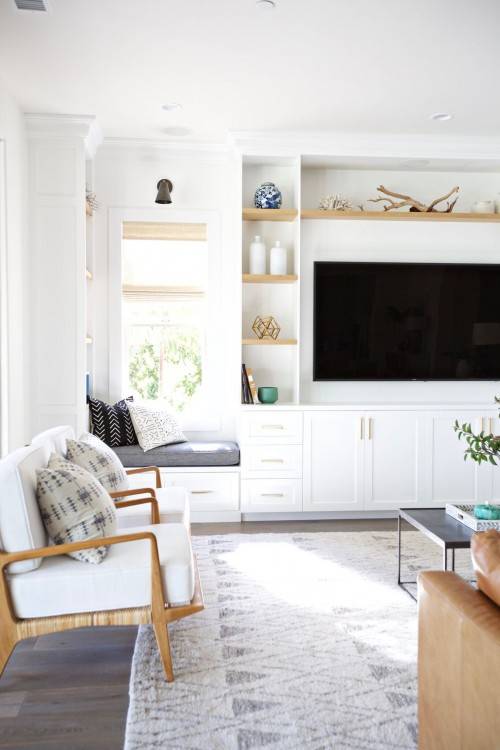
xmin=481 ymin=416 xmax=486 ymax=432
xmin=490 ymin=417 xmax=494 ymax=434
xmin=191 ymin=490 xmax=214 ymax=495
xmin=261 ymin=458 xmax=284 ymax=463
xmin=261 ymin=492 xmax=284 ymax=497
xmin=360 ymin=417 xmax=364 ymax=440
xmin=368 ymin=417 xmax=373 ymax=440
xmin=262 ymin=424 xmax=284 ymax=430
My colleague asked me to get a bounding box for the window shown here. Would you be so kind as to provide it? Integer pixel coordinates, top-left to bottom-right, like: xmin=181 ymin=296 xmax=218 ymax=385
xmin=121 ymin=222 xmax=208 ymax=412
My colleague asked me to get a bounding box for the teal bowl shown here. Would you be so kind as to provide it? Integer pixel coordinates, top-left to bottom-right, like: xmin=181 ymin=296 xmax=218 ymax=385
xmin=258 ymin=386 xmax=278 ymax=404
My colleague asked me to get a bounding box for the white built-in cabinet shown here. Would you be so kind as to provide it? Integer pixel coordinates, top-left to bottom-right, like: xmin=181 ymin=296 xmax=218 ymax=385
xmin=240 ymin=406 xmax=498 ymax=516
xmin=26 ymin=115 xmax=101 ymax=437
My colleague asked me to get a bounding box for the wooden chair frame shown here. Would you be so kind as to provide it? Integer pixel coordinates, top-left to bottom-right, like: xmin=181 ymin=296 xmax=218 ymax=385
xmin=0 ymin=467 xmax=204 ymax=683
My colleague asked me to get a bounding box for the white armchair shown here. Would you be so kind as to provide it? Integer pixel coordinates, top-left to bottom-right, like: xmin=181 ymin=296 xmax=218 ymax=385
xmin=0 ymin=442 xmax=203 ymax=682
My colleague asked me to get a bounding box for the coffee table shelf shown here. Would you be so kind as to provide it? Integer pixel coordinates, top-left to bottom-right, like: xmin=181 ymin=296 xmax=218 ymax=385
xmin=397 ymin=507 xmax=474 ymax=601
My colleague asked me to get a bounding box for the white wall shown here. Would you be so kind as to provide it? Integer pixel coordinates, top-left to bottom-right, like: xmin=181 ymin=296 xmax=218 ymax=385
xmin=93 ymin=142 xmax=240 ymax=440
xmin=0 ymin=79 xmax=29 ymax=450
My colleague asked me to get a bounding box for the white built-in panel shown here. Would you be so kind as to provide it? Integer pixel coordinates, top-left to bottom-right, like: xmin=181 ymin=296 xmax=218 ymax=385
xmin=29 ymin=123 xmax=88 ymax=436
xmin=303 ymin=411 xmax=364 ymax=511
xmin=363 ymin=411 xmax=425 ymax=509
xmin=241 ymin=478 xmax=302 ymax=513
xmin=477 ymin=413 xmax=500 ymax=503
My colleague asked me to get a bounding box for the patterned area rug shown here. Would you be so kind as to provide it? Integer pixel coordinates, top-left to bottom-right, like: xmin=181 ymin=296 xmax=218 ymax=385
xmin=124 ymin=531 xmax=473 ymax=750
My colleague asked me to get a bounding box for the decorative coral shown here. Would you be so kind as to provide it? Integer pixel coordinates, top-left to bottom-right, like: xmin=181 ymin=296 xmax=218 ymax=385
xmin=318 ymin=194 xmax=353 ymax=211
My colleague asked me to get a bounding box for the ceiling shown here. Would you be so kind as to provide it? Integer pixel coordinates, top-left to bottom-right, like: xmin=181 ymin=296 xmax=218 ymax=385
xmin=1 ymin=0 xmax=499 ymax=143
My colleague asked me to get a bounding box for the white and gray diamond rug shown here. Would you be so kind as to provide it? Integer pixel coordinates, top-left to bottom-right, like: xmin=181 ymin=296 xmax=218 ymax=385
xmin=124 ymin=531 xmax=473 ymax=750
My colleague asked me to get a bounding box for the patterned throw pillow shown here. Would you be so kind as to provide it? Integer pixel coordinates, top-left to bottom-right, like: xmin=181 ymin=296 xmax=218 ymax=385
xmin=66 ymin=433 xmax=129 ymax=492
xmin=128 ymin=402 xmax=186 ymax=452
xmin=36 ymin=457 xmax=117 ymax=564
xmin=88 ymin=396 xmax=137 ymax=447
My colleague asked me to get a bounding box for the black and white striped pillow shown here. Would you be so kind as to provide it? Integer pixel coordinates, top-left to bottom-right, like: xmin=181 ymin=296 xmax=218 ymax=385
xmin=88 ymin=396 xmax=137 ymax=447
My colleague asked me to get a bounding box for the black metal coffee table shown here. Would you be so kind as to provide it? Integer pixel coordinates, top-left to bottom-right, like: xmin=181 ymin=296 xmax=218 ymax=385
xmin=398 ymin=507 xmax=474 ymax=601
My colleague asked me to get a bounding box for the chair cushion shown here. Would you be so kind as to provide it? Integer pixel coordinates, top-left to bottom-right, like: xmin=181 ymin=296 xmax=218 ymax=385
xmin=36 ymin=456 xmax=117 ymax=564
xmin=8 ymin=523 xmax=195 ymax=618
xmin=66 ymin=433 xmax=129 ymax=492
xmin=113 ymin=440 xmax=240 ymax=467
xmin=88 ymin=396 xmax=137 ymax=447
xmin=31 ymin=425 xmax=75 ymax=459
xmin=115 ymin=486 xmax=190 ymax=529
xmin=128 ymin=402 xmax=186 ymax=452
xmin=0 ymin=445 xmax=48 ymax=574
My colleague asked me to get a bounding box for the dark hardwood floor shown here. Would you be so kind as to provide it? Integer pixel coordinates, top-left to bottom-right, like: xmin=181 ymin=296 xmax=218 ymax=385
xmin=0 ymin=519 xmax=396 ymax=750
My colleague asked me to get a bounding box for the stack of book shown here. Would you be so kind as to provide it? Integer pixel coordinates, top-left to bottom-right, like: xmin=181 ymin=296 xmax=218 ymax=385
xmin=241 ymin=364 xmax=259 ymax=404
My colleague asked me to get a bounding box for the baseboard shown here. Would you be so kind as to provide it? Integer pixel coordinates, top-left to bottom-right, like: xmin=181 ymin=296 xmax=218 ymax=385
xmin=241 ymin=511 xmax=398 ymax=521
xmin=191 ymin=511 xmax=242 ymax=523
xmin=190 ymin=510 xmax=398 ymax=523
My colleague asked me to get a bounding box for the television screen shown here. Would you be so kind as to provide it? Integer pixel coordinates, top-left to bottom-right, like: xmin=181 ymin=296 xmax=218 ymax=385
xmin=313 ymin=261 xmax=500 ymax=380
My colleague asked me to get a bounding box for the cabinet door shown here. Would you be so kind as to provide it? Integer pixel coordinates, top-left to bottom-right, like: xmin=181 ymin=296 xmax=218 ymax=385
xmin=429 ymin=413 xmax=482 ymax=505
xmin=303 ymin=412 xmax=364 ymax=511
xmin=479 ymin=414 xmax=500 ymax=503
xmin=364 ymin=412 xmax=425 ymax=509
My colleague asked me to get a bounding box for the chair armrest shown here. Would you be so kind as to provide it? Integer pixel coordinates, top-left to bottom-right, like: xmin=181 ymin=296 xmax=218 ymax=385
xmin=0 ymin=531 xmax=157 ymax=569
xmin=0 ymin=532 xmax=167 ymax=617
xmin=126 ymin=466 xmax=162 ymax=488
xmin=113 ymin=496 xmax=160 ymax=525
xmin=109 ymin=488 xmax=160 ymax=524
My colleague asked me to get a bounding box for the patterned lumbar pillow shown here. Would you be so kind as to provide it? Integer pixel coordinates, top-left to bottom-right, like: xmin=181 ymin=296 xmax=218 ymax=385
xmin=66 ymin=433 xmax=129 ymax=493
xmin=36 ymin=456 xmax=117 ymax=564
xmin=88 ymin=396 xmax=137 ymax=447
xmin=128 ymin=402 xmax=186 ymax=452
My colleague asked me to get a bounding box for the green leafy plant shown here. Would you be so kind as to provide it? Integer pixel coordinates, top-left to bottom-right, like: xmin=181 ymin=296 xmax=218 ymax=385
xmin=454 ymin=397 xmax=500 ymax=465
xmin=129 ymin=342 xmax=160 ymax=400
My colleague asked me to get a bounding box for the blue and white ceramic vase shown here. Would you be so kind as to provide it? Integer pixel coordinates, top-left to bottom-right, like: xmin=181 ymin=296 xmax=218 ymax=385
xmin=254 ymin=182 xmax=282 ymax=209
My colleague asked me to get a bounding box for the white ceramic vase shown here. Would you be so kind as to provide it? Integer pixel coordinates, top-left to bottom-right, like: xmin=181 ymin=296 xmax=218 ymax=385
xmin=270 ymin=241 xmax=287 ymax=275
xmin=249 ymin=236 xmax=266 ymax=275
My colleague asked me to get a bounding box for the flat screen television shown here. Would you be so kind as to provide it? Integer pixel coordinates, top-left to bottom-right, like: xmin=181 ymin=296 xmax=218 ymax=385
xmin=313 ymin=261 xmax=500 ymax=381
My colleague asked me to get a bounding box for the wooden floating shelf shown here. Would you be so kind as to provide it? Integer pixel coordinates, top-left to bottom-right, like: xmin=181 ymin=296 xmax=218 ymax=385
xmin=243 ymin=208 xmax=298 ymax=222
xmin=86 ymin=269 xmax=93 ymax=280
xmin=243 ymin=274 xmax=298 ymax=284
xmin=300 ymin=209 xmax=500 ymax=223
xmin=242 ymin=338 xmax=297 ymax=346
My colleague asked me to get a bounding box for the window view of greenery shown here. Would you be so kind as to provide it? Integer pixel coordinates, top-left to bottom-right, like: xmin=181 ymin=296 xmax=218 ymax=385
xmin=122 ymin=235 xmax=207 ymax=412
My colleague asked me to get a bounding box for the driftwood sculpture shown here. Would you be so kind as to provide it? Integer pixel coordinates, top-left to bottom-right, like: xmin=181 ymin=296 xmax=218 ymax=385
xmin=369 ymin=185 xmax=459 ymax=213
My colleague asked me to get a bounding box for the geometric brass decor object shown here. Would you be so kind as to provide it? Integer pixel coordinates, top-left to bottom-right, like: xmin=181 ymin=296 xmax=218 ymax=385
xmin=252 ymin=315 xmax=281 ymax=340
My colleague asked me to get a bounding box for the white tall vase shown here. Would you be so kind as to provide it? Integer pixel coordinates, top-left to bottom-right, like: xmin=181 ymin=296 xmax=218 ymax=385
xmin=270 ymin=240 xmax=287 ymax=275
xmin=249 ymin=236 xmax=266 ymax=275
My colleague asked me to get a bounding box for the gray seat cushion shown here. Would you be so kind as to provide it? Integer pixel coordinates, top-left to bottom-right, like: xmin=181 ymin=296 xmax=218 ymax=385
xmin=112 ymin=441 xmax=240 ymax=468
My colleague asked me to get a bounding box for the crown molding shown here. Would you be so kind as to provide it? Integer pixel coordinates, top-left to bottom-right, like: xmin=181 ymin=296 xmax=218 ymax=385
xmin=100 ymin=136 xmax=231 ymax=161
xmin=229 ymin=130 xmax=500 ymax=163
xmin=25 ymin=114 xmax=102 ymax=158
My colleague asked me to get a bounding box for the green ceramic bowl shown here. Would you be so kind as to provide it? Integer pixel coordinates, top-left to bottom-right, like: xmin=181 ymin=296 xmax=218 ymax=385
xmin=258 ymin=386 xmax=278 ymax=404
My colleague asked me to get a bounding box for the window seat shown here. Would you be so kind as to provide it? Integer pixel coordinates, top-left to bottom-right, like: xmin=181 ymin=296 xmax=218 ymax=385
xmin=112 ymin=441 xmax=240 ymax=468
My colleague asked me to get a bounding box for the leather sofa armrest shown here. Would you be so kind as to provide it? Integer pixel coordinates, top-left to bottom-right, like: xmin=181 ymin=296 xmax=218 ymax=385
xmin=418 ymin=570 xmax=500 ymax=750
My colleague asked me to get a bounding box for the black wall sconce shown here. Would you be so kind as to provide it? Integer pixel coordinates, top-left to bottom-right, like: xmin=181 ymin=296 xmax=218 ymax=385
xmin=155 ymin=179 xmax=173 ymax=204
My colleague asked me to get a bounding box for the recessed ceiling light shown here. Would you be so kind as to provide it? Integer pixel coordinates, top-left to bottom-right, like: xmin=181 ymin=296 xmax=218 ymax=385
xmin=162 ymin=103 xmax=182 ymax=112
xmin=256 ymin=0 xmax=276 ymax=9
xmin=430 ymin=112 xmax=453 ymax=121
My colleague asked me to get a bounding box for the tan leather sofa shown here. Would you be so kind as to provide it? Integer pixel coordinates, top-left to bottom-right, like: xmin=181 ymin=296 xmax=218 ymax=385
xmin=418 ymin=530 xmax=500 ymax=750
